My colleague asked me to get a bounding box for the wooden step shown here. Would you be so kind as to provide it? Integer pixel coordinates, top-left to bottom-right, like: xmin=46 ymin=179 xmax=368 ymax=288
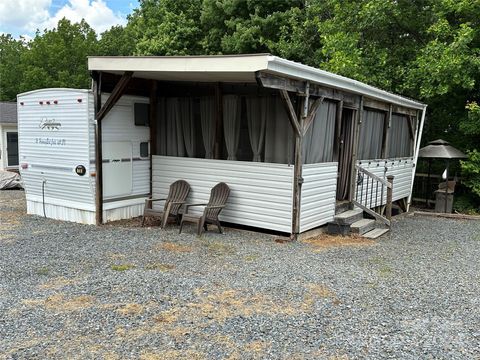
xmin=333 ymin=209 xmax=363 ymax=225
xmin=350 ymin=219 xmax=376 ymax=235
xmin=363 ymin=228 xmax=389 ymax=239
xmin=335 ymin=201 xmax=351 ymax=215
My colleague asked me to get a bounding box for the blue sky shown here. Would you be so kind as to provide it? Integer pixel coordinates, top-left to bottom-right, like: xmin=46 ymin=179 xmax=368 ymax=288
xmin=0 ymin=0 xmax=139 ymax=39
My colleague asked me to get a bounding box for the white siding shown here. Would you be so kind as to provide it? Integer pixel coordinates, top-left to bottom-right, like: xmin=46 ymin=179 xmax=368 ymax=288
xmin=101 ymin=94 xmax=150 ymax=199
xmin=355 ymin=157 xmax=414 ymax=208
xmin=300 ymin=163 xmax=338 ymax=232
xmin=18 ymin=89 xmax=94 ymax=209
xmin=152 ymin=156 xmax=294 ymax=233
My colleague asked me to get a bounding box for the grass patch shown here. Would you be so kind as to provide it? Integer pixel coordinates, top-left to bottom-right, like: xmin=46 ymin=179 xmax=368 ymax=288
xmin=244 ymin=255 xmax=259 ymax=262
xmin=145 ymin=263 xmax=175 ymax=271
xmin=111 ymin=264 xmax=135 ymax=271
xmin=36 ymin=267 xmax=50 ymax=276
xmin=201 ymin=241 xmax=235 ymax=256
xmin=117 ymin=303 xmax=144 ymax=316
xmin=302 ymin=233 xmax=374 ymax=252
xmin=156 ymin=242 xmax=193 ymax=253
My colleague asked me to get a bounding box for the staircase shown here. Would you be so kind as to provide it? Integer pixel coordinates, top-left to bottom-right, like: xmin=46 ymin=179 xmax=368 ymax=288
xmin=327 ymin=205 xmax=390 ymax=239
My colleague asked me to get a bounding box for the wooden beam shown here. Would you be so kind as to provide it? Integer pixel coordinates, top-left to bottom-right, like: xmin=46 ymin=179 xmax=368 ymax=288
xmin=381 ymin=105 xmax=392 ymax=159
xmin=348 ymin=96 xmax=363 ymax=203
xmin=149 ymin=80 xmax=157 ymax=195
xmin=332 ymin=100 xmax=343 ymax=161
xmin=302 ymin=96 xmax=324 ymax=135
xmin=406 ymin=114 xmax=415 ymax=140
xmin=93 ymin=71 xmax=103 ymax=225
xmin=214 ymin=83 xmax=223 ymax=159
xmin=279 ymin=89 xmax=301 ymax=136
xmin=96 ymin=71 xmax=133 ymax=122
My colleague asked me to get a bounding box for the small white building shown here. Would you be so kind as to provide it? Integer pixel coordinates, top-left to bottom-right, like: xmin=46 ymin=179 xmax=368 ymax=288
xmin=18 ymin=54 xmax=427 ymax=237
xmin=0 ymin=101 xmax=19 ymax=171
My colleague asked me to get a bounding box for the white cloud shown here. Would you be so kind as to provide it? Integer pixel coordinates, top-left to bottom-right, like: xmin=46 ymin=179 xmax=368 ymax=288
xmin=0 ymin=0 xmax=51 ymax=30
xmin=41 ymin=0 xmax=126 ymax=34
xmin=0 ymin=0 xmax=125 ymax=36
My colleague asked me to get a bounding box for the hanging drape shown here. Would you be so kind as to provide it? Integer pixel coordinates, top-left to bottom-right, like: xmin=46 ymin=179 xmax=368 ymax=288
xmin=337 ymin=109 xmax=355 ymax=200
xmin=303 ymin=100 xmax=337 ymax=163
xmin=200 ymin=97 xmax=216 ymax=159
xmin=223 ymin=95 xmax=241 ymax=160
xmin=265 ymin=96 xmax=294 ymax=164
xmin=388 ymin=114 xmax=412 ymax=158
xmin=246 ymin=96 xmax=267 ymax=161
xmin=156 ymin=98 xmax=167 ymax=155
xmin=163 ymin=98 xmax=185 ymax=157
xmin=358 ymin=109 xmax=385 ymax=160
xmin=179 ymin=97 xmax=195 ymax=157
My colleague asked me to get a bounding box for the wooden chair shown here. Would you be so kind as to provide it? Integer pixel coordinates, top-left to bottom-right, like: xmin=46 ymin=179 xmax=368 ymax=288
xmin=179 ymin=182 xmax=230 ymax=235
xmin=142 ymin=180 xmax=191 ymax=228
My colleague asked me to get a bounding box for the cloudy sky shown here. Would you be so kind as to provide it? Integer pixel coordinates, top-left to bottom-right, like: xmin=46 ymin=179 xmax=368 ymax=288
xmin=0 ymin=0 xmax=139 ymax=39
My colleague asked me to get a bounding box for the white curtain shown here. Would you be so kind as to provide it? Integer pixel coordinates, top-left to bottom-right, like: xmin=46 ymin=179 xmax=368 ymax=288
xmin=389 ymin=114 xmax=412 ymax=158
xmin=303 ymin=100 xmax=337 ymax=163
xmin=179 ymin=98 xmax=195 ymax=157
xmin=246 ymin=96 xmax=267 ymax=162
xmin=164 ymin=98 xmax=185 ymax=157
xmin=358 ymin=109 xmax=385 ymax=160
xmin=156 ymin=98 xmax=167 ymax=155
xmin=223 ymin=95 xmax=241 ymax=160
xmin=265 ymin=96 xmax=294 ymax=164
xmin=200 ymin=97 xmax=216 ymax=159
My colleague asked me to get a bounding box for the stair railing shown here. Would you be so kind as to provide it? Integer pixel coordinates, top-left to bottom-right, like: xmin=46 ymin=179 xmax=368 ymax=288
xmin=353 ymin=165 xmax=394 ymax=226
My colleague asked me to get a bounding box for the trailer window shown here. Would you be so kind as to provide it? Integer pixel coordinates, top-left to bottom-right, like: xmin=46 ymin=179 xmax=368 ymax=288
xmin=140 ymin=142 xmax=149 ymax=158
xmin=134 ymin=103 xmax=149 ymax=126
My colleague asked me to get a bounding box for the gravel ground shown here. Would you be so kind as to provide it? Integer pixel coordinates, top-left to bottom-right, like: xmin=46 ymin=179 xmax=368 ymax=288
xmin=1 ymin=190 xmax=480 ymax=359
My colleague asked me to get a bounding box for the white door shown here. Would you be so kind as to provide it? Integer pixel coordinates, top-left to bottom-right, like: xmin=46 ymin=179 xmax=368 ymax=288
xmin=103 ymin=141 xmax=133 ymax=198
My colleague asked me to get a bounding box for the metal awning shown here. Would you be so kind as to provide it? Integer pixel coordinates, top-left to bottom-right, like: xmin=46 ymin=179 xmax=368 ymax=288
xmin=418 ymin=139 xmax=467 ymax=159
xmin=87 ymin=54 xmax=426 ymax=110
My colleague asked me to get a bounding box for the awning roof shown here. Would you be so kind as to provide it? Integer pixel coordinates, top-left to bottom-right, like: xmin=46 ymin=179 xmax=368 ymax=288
xmin=88 ymin=54 xmax=426 ymax=110
xmin=418 ymin=139 xmax=467 ymax=159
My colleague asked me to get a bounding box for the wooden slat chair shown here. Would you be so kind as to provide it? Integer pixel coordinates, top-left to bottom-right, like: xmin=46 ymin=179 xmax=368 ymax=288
xmin=142 ymin=180 xmax=191 ymax=228
xmin=179 ymin=182 xmax=230 ymax=235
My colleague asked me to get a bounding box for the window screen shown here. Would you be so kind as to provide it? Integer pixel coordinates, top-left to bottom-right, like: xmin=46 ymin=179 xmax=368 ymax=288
xmin=134 ymin=103 xmax=150 ymax=126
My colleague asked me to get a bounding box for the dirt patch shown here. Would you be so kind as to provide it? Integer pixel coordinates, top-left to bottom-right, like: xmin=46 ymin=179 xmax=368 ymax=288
xmin=22 ymin=293 xmax=95 ymax=312
xmin=145 ymin=263 xmax=175 ymax=271
xmin=140 ymin=350 xmax=206 ymax=360
xmin=302 ymin=234 xmax=374 ymax=252
xmin=116 ymin=303 xmax=144 ymax=316
xmin=38 ymin=277 xmax=78 ymax=290
xmin=156 ymin=242 xmax=193 ymax=253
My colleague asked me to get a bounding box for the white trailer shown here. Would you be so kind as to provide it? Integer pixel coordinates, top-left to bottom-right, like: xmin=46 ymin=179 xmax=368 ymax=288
xmin=17 ymin=88 xmax=150 ymax=224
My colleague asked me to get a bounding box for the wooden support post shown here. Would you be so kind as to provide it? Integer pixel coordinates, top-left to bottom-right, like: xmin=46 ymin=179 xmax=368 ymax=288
xmin=93 ymin=71 xmax=103 ymax=225
xmin=333 ymin=100 xmax=343 ymax=161
xmin=214 ymin=83 xmax=223 ymax=159
xmin=381 ymin=104 xmax=392 ymax=159
xmin=302 ymin=96 xmax=324 ymax=135
xmin=279 ymin=89 xmax=301 ymax=136
xmin=149 ymin=80 xmax=158 ymax=195
xmin=349 ymin=96 xmax=363 ymax=203
xmin=386 ymin=175 xmax=394 ymax=221
xmin=96 ymin=71 xmax=133 ymax=122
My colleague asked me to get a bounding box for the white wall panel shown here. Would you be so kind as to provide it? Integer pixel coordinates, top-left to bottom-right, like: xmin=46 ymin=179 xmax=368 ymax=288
xmin=300 ymin=163 xmax=338 ymax=232
xmin=152 ymin=156 xmax=294 ymax=233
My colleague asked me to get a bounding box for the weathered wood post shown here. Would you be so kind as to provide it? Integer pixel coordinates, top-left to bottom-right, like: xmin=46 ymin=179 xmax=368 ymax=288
xmin=386 ymin=175 xmax=394 ymax=221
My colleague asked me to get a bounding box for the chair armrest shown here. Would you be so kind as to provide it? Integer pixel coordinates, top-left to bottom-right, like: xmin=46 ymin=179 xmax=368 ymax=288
xmin=184 ymin=203 xmax=208 ymax=213
xmin=145 ymin=198 xmax=167 ymax=210
xmin=169 ymin=200 xmax=186 ymax=205
xmin=206 ymin=205 xmax=226 ymax=210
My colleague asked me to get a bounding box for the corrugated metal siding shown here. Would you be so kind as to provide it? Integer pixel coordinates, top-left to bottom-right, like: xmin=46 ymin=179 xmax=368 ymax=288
xmin=355 ymin=157 xmax=414 ymax=207
xmin=300 ymin=163 xmax=338 ymax=232
xmin=18 ymin=89 xmax=95 ymax=208
xmin=152 ymin=156 xmax=294 ymax=233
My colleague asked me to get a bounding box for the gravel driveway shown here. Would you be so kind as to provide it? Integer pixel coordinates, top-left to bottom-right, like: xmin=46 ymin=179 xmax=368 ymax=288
xmin=1 ymin=190 xmax=480 ymax=359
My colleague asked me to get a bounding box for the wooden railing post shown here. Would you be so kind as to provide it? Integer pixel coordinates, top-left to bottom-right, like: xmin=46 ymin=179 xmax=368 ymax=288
xmin=386 ymin=175 xmax=394 ymax=221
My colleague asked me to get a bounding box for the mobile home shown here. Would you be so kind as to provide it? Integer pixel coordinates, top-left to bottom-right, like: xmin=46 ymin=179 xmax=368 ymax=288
xmin=19 ymin=54 xmax=426 ymax=237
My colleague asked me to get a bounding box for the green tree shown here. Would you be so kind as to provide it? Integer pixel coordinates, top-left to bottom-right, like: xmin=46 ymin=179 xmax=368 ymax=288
xmin=0 ymin=34 xmax=26 ymax=101
xmin=19 ymin=18 xmax=98 ymax=92
xmin=98 ymin=25 xmax=136 ymax=56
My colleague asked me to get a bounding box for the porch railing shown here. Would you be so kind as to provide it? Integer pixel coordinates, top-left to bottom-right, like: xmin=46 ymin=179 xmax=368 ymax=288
xmin=352 ymin=165 xmax=394 ymax=226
